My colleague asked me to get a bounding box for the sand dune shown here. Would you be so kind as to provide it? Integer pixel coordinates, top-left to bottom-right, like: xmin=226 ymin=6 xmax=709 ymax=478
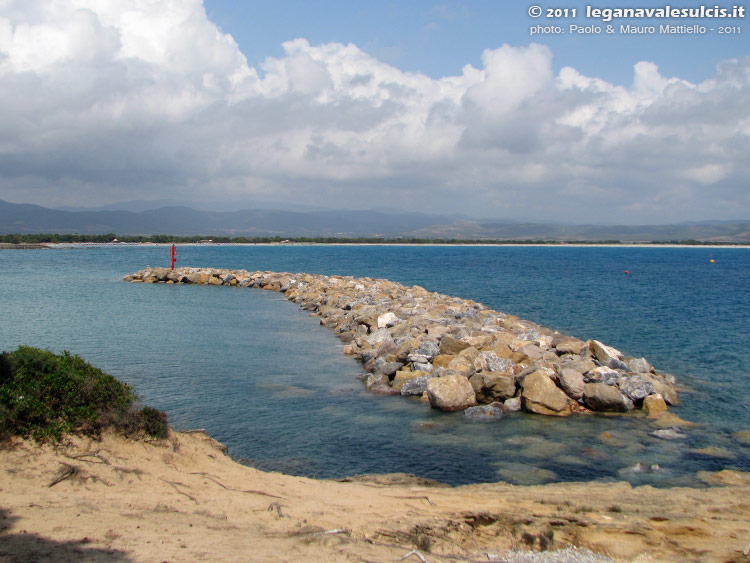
xmin=1 ymin=430 xmax=749 ymax=562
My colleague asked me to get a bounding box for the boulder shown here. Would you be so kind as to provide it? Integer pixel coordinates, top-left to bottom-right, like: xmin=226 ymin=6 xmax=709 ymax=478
xmin=411 ymin=362 xmax=433 ymax=373
xmin=446 ymin=355 xmax=475 ymax=377
xmin=650 ymin=428 xmax=687 ymax=440
xmin=457 ymin=346 xmax=480 ymax=361
xmin=589 ymin=340 xmax=624 ymax=365
xmin=519 ymin=366 xmax=556 ymax=381
xmin=554 ymin=338 xmax=585 ymax=355
xmin=642 ymin=394 xmax=668 ymax=417
xmin=487 ymin=373 xmax=517 ymax=400
xmin=454 ymin=308 xmax=479 ymax=320
xmin=521 ymin=372 xmax=571 ymax=416
xmin=608 ymin=358 xmax=630 ymax=371
xmin=416 ymin=340 xmax=440 ymax=359
xmin=406 ymin=353 xmax=430 ymax=364
xmin=558 ymin=368 xmax=585 ymax=400
xmin=339 ymin=331 xmax=355 ymax=344
xmin=375 ymin=340 xmax=398 ymax=358
xmin=617 ymin=375 xmax=654 ymax=402
xmin=464 ymin=403 xmax=506 ymax=422
xmin=391 ymin=370 xmax=429 ymax=392
xmin=367 ymin=328 xmax=393 ymax=346
xmin=517 ymin=328 xmax=541 ymax=341
xmin=469 ymin=372 xmax=517 ymax=401
xmin=473 ymin=351 xmax=513 ymax=374
xmin=426 ymin=375 xmax=477 ymax=412
xmin=643 ymin=375 xmax=680 ymax=405
xmin=427 ymin=325 xmax=452 ymax=339
xmin=536 ymin=335 xmax=553 ymax=351
xmin=489 ymin=344 xmax=513 ymax=360
xmin=626 ymin=357 xmax=654 ymax=373
xmin=365 ymin=373 xmax=398 ymax=395
xmin=651 ymin=412 xmax=696 ymax=429
xmin=400 ymin=376 xmax=433 ymax=396
xmin=515 ymin=344 xmax=543 ymax=361
xmin=432 ymin=354 xmax=455 ymax=369
xmin=373 ymin=358 xmax=403 ymax=377
xmin=186 ymin=272 xmax=207 ymax=284
xmin=395 ymin=340 xmax=413 ymax=362
xmin=152 ymin=268 xmax=170 ymax=281
xmin=558 ymin=356 xmax=597 ymax=375
xmin=439 ymin=335 xmax=470 ymax=355
xmin=690 ymin=446 xmax=736 ymax=459
xmin=504 ymin=397 xmax=522 ymax=412
xmin=355 ymin=324 xmax=369 ymax=338
xmin=377 ymin=312 xmax=400 ymax=328
xmin=584 ymin=366 xmax=620 ymax=386
xmin=659 ymin=373 xmax=677 ymax=385
xmin=359 ymin=349 xmax=377 ymax=366
xmin=583 ymin=383 xmax=633 ymax=412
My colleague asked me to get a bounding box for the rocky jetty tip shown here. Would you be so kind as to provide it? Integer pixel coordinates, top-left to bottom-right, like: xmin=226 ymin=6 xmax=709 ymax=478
xmin=125 ymin=267 xmax=679 ymax=417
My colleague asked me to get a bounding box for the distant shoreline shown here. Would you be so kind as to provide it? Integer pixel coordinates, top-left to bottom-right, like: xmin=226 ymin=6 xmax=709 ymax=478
xmin=3 ymin=241 xmax=749 ymax=249
xmin=42 ymin=241 xmax=750 ymax=249
xmin=0 ymin=242 xmax=50 ymax=249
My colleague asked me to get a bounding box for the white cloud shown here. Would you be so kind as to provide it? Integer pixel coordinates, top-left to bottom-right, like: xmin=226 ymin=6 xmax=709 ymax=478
xmin=0 ymin=0 xmax=747 ymax=222
xmin=463 ymin=43 xmax=554 ymax=116
xmin=682 ymin=164 xmax=729 ymax=185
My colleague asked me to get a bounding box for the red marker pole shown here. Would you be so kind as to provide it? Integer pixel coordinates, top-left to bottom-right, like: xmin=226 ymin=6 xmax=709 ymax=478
xmin=170 ymin=244 xmax=177 ymax=270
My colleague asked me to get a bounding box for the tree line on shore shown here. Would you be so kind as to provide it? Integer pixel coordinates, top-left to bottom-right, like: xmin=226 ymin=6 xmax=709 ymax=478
xmin=0 ymin=233 xmax=742 ymax=246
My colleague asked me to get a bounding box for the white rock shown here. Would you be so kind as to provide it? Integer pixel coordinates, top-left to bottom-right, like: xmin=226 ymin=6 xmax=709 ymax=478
xmin=589 ymin=340 xmax=624 ymax=364
xmin=377 ymin=312 xmax=400 ymax=329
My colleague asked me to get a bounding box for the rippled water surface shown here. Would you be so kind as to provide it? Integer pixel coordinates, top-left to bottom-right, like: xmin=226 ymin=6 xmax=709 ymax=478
xmin=1 ymin=244 xmax=748 ymax=486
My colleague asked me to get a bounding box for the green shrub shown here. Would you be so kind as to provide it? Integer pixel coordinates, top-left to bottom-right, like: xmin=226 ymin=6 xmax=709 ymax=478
xmin=0 ymin=346 xmax=168 ymax=441
xmin=135 ymin=406 xmax=169 ymax=439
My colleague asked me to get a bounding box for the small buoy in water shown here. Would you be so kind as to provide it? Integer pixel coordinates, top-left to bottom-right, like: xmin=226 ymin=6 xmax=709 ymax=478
xmin=624 ymin=270 xmax=630 ymax=275
xmin=710 ymin=254 xmax=715 ymax=263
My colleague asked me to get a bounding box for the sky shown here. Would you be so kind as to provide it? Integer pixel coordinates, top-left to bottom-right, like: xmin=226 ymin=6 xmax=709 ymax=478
xmin=0 ymin=0 xmax=748 ymax=224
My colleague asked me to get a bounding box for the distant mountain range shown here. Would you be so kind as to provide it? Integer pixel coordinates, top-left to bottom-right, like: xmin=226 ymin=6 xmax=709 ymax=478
xmin=53 ymin=198 xmax=332 ymax=214
xmin=1 ymin=199 xmax=749 ymax=242
xmin=0 ymin=199 xmax=456 ymax=238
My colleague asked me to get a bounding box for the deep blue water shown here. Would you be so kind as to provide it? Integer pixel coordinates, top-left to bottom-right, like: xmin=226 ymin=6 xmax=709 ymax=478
xmin=1 ymin=244 xmax=748 ymax=486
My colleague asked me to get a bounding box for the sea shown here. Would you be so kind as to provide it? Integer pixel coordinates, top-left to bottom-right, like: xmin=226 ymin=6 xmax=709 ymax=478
xmin=1 ymin=244 xmax=748 ymax=487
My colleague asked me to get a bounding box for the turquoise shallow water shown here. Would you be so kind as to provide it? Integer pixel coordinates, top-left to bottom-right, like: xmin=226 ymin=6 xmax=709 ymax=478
xmin=1 ymin=244 xmax=748 ymax=486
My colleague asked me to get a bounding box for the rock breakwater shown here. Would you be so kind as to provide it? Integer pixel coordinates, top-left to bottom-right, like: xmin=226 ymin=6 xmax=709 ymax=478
xmin=125 ymin=267 xmax=679 ymax=417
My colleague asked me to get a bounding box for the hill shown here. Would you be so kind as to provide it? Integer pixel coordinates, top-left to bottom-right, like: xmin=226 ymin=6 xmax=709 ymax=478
xmin=1 ymin=199 xmax=749 ymax=242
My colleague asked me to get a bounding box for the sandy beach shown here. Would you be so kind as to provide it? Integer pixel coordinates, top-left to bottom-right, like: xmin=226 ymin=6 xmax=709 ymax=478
xmin=2 ymin=430 xmax=749 ymax=562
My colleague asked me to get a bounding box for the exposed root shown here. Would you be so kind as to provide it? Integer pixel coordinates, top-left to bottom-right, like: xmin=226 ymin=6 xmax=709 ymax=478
xmin=190 ymin=471 xmax=283 ymax=498
xmin=267 ymin=502 xmax=286 ymax=518
xmin=265 ymin=526 xmax=350 ymax=538
xmin=304 ymin=528 xmax=349 ymax=537
xmin=65 ymin=450 xmax=110 ymax=465
xmin=162 ymin=479 xmax=198 ymax=503
xmin=383 ymin=495 xmax=436 ymax=506
xmin=48 ymin=463 xmax=79 ymax=487
xmin=398 ymin=550 xmax=429 ymax=563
